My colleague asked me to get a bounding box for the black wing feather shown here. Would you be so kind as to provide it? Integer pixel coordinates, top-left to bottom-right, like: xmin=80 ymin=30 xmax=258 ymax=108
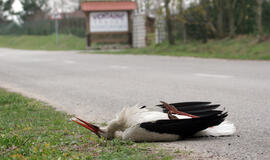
xmin=156 ymin=101 xmax=211 ymax=109
xmin=156 ymin=101 xmax=222 ymax=117
xmin=140 ymin=111 xmax=227 ymax=138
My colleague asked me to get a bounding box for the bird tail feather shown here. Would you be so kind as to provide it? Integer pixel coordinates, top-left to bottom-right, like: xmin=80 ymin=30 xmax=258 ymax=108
xmin=195 ymin=120 xmax=236 ymax=137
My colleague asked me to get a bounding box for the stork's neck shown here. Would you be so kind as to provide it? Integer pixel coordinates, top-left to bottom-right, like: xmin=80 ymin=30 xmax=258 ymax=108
xmin=102 ymin=119 xmax=125 ymax=139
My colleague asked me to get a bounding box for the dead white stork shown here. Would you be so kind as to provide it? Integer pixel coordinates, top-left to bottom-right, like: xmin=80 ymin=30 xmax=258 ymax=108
xmin=72 ymin=101 xmax=236 ymax=142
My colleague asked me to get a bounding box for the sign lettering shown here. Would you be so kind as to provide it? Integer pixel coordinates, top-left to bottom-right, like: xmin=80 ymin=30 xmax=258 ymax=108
xmin=90 ymin=11 xmax=128 ymax=32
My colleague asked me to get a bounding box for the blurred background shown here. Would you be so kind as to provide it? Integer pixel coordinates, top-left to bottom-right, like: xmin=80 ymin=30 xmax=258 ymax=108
xmin=0 ymin=0 xmax=83 ymax=37
xmin=0 ymin=0 xmax=270 ymax=54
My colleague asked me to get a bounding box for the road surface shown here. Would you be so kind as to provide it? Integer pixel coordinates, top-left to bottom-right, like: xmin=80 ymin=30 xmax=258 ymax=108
xmin=0 ymin=48 xmax=269 ymax=159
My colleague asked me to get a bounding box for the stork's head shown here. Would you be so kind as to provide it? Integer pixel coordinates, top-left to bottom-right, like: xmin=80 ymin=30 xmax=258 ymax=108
xmin=71 ymin=117 xmax=110 ymax=139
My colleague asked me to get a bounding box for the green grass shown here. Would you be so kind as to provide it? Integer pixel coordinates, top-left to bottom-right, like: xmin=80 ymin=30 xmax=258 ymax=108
xmin=1 ymin=34 xmax=268 ymax=60
xmin=110 ymin=35 xmax=270 ymax=60
xmin=0 ymin=88 xmax=173 ymax=160
xmin=0 ymin=35 xmax=85 ymax=50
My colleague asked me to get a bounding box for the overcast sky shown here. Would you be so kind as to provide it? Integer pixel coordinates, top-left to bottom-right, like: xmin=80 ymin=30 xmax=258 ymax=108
xmin=9 ymin=0 xmax=80 ymax=13
xmin=10 ymin=0 xmax=196 ymax=13
xmin=8 ymin=0 xmax=196 ymax=22
xmin=10 ymin=0 xmax=22 ymax=12
xmin=4 ymin=0 xmax=80 ymax=22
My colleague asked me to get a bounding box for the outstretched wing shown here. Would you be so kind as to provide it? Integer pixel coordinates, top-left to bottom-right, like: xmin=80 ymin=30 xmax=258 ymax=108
xmin=140 ymin=111 xmax=227 ymax=138
xmin=156 ymin=101 xmax=221 ymax=117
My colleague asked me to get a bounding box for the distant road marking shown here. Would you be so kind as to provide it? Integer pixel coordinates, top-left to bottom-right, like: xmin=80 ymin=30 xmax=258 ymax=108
xmin=64 ymin=60 xmax=76 ymax=64
xmin=194 ymin=73 xmax=233 ymax=79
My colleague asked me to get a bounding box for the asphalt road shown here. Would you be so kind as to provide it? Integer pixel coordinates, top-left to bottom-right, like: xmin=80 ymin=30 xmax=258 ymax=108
xmin=0 ymin=48 xmax=269 ymax=159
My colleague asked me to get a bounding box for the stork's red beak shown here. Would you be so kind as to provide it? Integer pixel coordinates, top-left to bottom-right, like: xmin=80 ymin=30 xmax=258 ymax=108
xmin=71 ymin=117 xmax=103 ymax=138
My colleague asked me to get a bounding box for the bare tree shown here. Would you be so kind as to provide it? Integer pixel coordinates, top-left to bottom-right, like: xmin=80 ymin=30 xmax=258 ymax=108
xmin=227 ymin=0 xmax=237 ymax=38
xmin=165 ymin=0 xmax=175 ymax=45
xmin=0 ymin=0 xmax=11 ymax=22
xmin=199 ymin=0 xmax=217 ymax=37
xmin=50 ymin=0 xmax=80 ymax=13
xmin=177 ymin=0 xmax=187 ymax=43
xmin=214 ymin=0 xmax=225 ymax=38
xmin=256 ymin=0 xmax=263 ymax=39
xmin=19 ymin=0 xmax=48 ymax=21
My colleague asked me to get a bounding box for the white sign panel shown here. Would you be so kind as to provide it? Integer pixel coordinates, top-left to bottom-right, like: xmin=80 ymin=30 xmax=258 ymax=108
xmin=51 ymin=12 xmax=62 ymax=20
xmin=90 ymin=11 xmax=128 ymax=32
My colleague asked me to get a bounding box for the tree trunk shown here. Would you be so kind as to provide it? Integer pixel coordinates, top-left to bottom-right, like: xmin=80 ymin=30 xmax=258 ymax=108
xmin=183 ymin=23 xmax=187 ymax=43
xmin=165 ymin=0 xmax=175 ymax=45
xmin=257 ymin=0 xmax=263 ymax=39
xmin=236 ymin=0 xmax=246 ymax=33
xmin=178 ymin=0 xmax=187 ymax=43
xmin=228 ymin=0 xmax=235 ymax=38
xmin=201 ymin=0 xmax=217 ymax=36
xmin=216 ymin=0 xmax=224 ymax=38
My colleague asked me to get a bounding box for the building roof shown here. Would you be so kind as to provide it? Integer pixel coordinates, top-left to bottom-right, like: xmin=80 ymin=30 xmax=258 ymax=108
xmin=81 ymin=1 xmax=137 ymax=11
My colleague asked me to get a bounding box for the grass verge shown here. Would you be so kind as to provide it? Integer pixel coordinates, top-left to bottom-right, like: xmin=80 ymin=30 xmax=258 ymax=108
xmin=1 ymin=35 xmax=268 ymax=60
xmin=0 ymin=35 xmax=85 ymax=50
xmin=0 ymin=88 xmax=173 ymax=160
xmin=111 ymin=35 xmax=270 ymax=60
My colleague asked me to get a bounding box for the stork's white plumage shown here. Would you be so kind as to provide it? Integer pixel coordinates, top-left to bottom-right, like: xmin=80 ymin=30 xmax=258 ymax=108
xmin=72 ymin=101 xmax=236 ymax=142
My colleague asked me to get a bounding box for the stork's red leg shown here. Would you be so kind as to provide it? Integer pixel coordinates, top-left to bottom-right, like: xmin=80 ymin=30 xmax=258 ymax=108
xmin=168 ymin=110 xmax=179 ymax=120
xmin=160 ymin=101 xmax=199 ymax=118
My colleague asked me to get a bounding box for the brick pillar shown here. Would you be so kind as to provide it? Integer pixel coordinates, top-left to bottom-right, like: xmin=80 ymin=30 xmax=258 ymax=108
xmin=132 ymin=14 xmax=146 ymax=48
xmin=155 ymin=17 xmax=166 ymax=44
